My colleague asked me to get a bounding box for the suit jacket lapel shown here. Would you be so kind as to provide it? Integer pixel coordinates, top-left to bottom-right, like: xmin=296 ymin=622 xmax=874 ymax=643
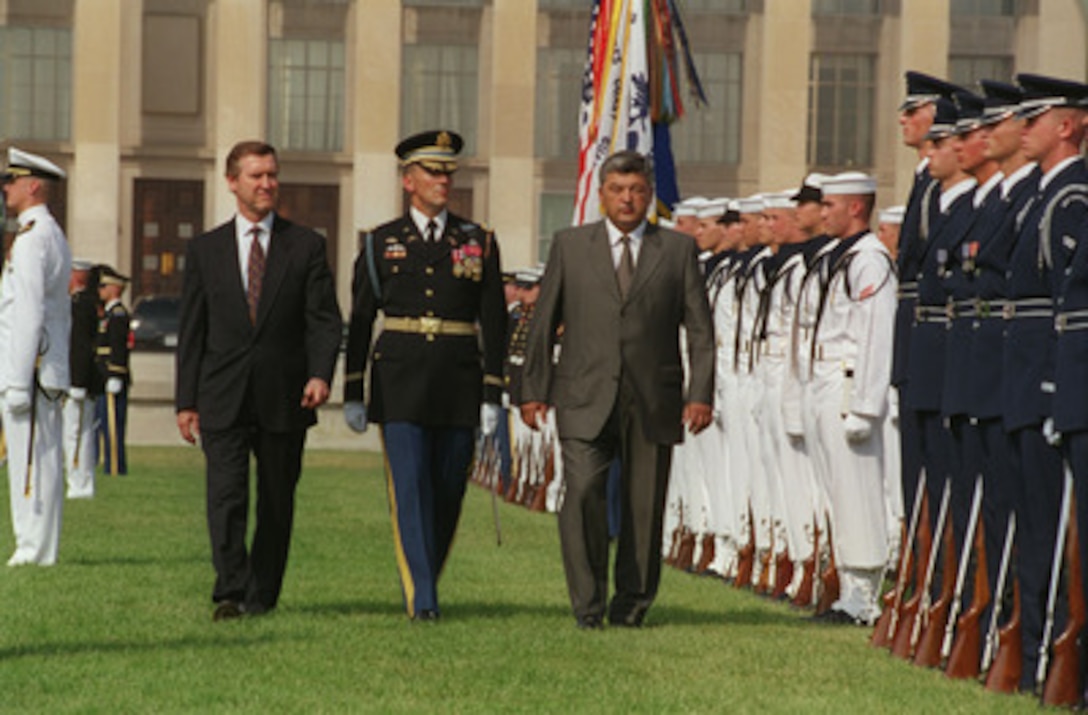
xmin=255 ymin=215 xmax=292 ymax=329
xmin=589 ymin=223 xmax=622 ymax=303
xmin=218 ymin=222 xmax=251 ymax=328
xmin=625 ymin=224 xmax=663 ymax=303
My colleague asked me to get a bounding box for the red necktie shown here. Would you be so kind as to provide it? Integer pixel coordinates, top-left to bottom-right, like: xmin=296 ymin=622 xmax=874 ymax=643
xmin=246 ymin=226 xmax=265 ymax=324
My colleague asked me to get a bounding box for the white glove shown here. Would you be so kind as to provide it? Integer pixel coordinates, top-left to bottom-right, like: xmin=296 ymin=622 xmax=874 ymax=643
xmin=480 ymin=403 xmax=502 ymax=438
xmin=1043 ymin=417 xmax=1062 ymax=447
xmin=843 ymin=413 xmax=876 ymax=443
xmin=4 ymin=388 xmax=31 ymax=415
xmin=106 ymin=377 xmax=123 ymax=395
xmin=344 ymin=401 xmax=368 ymax=433
xmin=69 ymin=386 xmax=87 ymax=401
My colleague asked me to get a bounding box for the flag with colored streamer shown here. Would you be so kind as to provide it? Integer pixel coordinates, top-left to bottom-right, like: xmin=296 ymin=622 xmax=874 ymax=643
xmin=573 ymin=0 xmax=706 ymax=227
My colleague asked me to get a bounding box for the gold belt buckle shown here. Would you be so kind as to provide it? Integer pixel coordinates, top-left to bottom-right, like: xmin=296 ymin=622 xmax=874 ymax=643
xmin=1002 ymin=303 xmax=1014 ymax=320
xmin=419 ymin=316 xmax=442 ymax=336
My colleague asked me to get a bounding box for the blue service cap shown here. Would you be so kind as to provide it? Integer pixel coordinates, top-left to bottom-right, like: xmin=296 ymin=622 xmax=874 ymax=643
xmin=953 ymin=90 xmax=987 ymax=134
xmin=900 ymin=71 xmax=961 ymax=111
xmin=979 ymin=79 xmax=1024 ymax=123
xmin=924 ymin=97 xmax=960 ymax=140
xmin=1016 ymin=73 xmax=1088 ymax=119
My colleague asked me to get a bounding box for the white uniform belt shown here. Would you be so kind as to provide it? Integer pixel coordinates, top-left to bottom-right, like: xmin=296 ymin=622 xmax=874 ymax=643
xmin=1002 ymin=298 xmax=1053 ymax=321
xmin=1055 ymin=309 xmax=1088 ymax=333
xmin=383 ymin=316 xmax=477 ymax=336
xmin=952 ymin=298 xmax=1007 ymax=320
xmin=507 ymin=355 xmax=525 ymax=366
xmin=897 ymin=281 xmax=918 ymax=300
xmin=914 ymin=305 xmax=948 ymax=324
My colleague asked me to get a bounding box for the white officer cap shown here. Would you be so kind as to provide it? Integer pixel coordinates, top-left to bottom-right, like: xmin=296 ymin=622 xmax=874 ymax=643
xmin=3 ymin=147 xmax=66 ymax=181
xmin=879 ymin=206 xmax=906 ymax=225
xmin=822 ymin=171 xmax=877 ymax=196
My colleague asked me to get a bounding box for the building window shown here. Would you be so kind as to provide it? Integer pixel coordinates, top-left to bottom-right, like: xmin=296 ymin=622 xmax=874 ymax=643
xmin=950 ymin=0 xmax=1015 ymax=16
xmin=812 ymin=0 xmax=881 ymax=15
xmin=674 ymin=0 xmax=746 ymax=11
xmin=267 ymin=38 xmax=345 ymax=152
xmin=807 ymin=53 xmax=875 ymax=168
xmin=0 ymin=26 xmax=72 ymax=141
xmin=535 ymin=46 xmax=583 ymax=160
xmin=538 ymin=193 xmax=575 ymax=262
xmin=949 ymin=55 xmax=1013 ymax=87
xmin=671 ymin=51 xmax=743 ymax=165
xmin=401 ymin=44 xmax=479 ymax=156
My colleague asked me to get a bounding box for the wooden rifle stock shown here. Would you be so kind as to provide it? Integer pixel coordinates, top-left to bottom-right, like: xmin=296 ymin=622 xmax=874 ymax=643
xmin=875 ymin=473 xmax=927 ymax=648
xmin=892 ymin=481 xmax=946 ymax=660
xmin=675 ymin=528 xmax=696 ymax=571
xmin=734 ymin=505 xmax=756 ymax=588
xmin=984 ymin=578 xmax=1021 ymax=693
xmin=1041 ymin=475 xmax=1084 ymax=708
xmin=530 ymin=436 xmax=555 ymax=513
xmin=791 ymin=515 xmax=819 ymax=608
xmin=913 ymin=510 xmax=957 ymax=668
xmin=694 ymin=533 xmax=717 ymax=574
xmin=771 ymin=548 xmax=793 ymax=599
xmin=815 ymin=516 xmax=839 ymax=615
xmin=944 ymin=504 xmax=989 ymax=679
xmin=981 ymin=512 xmax=1016 ymax=676
xmin=754 ymin=523 xmax=774 ymax=595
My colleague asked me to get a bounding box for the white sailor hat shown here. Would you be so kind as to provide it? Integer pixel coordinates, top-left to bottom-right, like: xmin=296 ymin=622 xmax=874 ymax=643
xmin=696 ymin=198 xmax=729 ymax=220
xmin=673 ymin=196 xmax=709 ymax=217
xmin=762 ymin=191 xmax=797 ymax=210
xmin=791 ymin=173 xmax=827 ymax=204
xmin=71 ymin=259 xmax=94 ymax=272
xmin=737 ymin=195 xmax=764 ymax=214
xmin=3 ymin=147 xmax=66 ymax=182
xmin=879 ymin=206 xmax=906 ymax=225
xmin=822 ymin=171 xmax=877 ymax=196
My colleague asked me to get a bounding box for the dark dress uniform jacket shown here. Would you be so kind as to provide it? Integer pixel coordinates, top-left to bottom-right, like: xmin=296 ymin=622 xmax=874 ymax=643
xmin=70 ymin=289 xmax=102 ymax=395
xmin=1046 ymin=161 xmax=1088 ymax=432
xmin=96 ymin=301 xmax=131 ymax=388
xmin=521 ymin=221 xmax=714 ymax=445
xmin=345 ymin=213 xmax=506 ymax=427
xmin=1003 ymin=161 xmax=1087 ymax=433
xmin=893 ymin=170 xmax=939 ymax=388
xmin=176 ymin=215 xmax=342 ymax=433
xmin=942 ymin=184 xmax=1001 ymax=418
xmin=966 ymin=168 xmax=1039 ymax=420
xmin=905 ymin=183 xmax=976 ymax=413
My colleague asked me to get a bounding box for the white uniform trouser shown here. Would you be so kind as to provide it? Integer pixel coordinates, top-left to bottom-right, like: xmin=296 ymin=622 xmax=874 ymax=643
xmin=882 ymin=388 xmax=903 ymax=567
xmin=4 ymin=391 xmax=65 ymax=566
xmin=63 ymin=397 xmax=96 ymax=499
xmin=722 ymin=370 xmax=752 ymax=553
xmin=693 ymin=420 xmax=733 ymax=571
xmin=737 ymin=366 xmax=771 ymax=552
xmin=803 ymin=367 xmax=888 ymax=622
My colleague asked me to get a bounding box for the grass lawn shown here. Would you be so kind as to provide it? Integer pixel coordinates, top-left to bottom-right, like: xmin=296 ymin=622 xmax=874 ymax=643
xmin=0 ymin=446 xmax=1041 ymax=713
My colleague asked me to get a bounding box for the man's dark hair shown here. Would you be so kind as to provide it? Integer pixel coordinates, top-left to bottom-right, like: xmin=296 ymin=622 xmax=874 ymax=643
xmin=598 ymin=150 xmax=653 ymax=188
xmin=225 ymin=141 xmax=278 ymax=178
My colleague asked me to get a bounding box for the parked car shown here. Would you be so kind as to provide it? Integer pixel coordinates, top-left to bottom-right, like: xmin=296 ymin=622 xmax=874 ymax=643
xmin=130 ymin=295 xmax=181 ymax=351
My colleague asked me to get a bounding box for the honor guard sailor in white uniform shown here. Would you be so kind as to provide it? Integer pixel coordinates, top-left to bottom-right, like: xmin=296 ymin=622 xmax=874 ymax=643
xmin=0 ymin=148 xmax=71 ymax=566
xmin=808 ymin=172 xmax=896 ymax=624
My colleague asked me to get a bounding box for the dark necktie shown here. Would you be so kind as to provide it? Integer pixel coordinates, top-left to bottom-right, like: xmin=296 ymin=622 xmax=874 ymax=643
xmin=246 ymin=226 xmax=265 ymax=324
xmin=426 ymin=219 xmax=438 ymax=243
xmin=617 ymin=234 xmax=635 ymax=299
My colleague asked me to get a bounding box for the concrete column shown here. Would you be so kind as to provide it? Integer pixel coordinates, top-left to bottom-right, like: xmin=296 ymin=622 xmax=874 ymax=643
xmin=206 ymin=0 xmax=267 ymax=224
xmin=486 ymin=0 xmax=537 ymax=270
xmin=891 ymin=0 xmax=950 ymax=200
xmin=1019 ymin=0 xmax=1086 ymax=79
xmin=70 ymin=0 xmax=124 ymax=266
xmin=755 ymin=0 xmax=811 ymax=193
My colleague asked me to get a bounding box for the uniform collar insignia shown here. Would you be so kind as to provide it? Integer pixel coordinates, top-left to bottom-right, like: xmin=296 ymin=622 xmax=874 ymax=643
xmin=17 ymin=220 xmax=35 ymax=234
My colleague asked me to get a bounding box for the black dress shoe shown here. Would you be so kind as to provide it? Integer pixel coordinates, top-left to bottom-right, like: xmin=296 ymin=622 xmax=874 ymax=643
xmin=212 ymin=600 xmax=244 ymax=622
xmin=576 ymin=615 xmax=603 ymax=630
xmin=414 ymin=609 xmax=440 ymax=622
xmin=811 ymin=608 xmax=860 ymax=626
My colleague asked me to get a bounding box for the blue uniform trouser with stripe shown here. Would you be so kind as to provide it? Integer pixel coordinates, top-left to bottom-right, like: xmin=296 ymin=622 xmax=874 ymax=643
xmin=381 ymin=422 xmax=474 ymax=618
xmin=95 ymin=390 xmax=127 ymax=476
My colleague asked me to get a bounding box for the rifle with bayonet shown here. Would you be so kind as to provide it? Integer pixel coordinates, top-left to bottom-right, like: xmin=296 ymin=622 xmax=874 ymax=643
xmin=944 ymin=479 xmax=990 ymax=679
xmin=893 ymin=478 xmax=949 ymax=660
xmin=791 ymin=514 xmax=819 ymax=608
xmin=980 ymin=511 xmax=1015 ymax=681
xmin=873 ymin=471 xmax=927 ymax=648
xmin=1039 ymin=465 xmax=1083 ymax=708
xmin=939 ymin=474 xmax=985 ymax=670
xmin=913 ymin=480 xmax=957 ymax=667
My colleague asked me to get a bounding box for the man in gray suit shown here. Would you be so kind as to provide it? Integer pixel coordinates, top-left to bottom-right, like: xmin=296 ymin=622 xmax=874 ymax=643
xmin=520 ymin=151 xmax=714 ymax=629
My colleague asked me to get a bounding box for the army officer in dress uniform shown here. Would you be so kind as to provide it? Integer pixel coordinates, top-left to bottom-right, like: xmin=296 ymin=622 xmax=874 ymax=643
xmin=94 ymin=265 xmax=131 ymax=477
xmin=344 ymin=130 xmax=506 ymax=621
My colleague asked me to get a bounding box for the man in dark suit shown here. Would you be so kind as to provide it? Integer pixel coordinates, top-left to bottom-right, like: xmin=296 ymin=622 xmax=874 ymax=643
xmin=343 ymin=130 xmax=506 ymax=621
xmin=520 ymin=150 xmax=714 ymax=629
xmin=176 ymin=140 xmax=342 ymax=621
